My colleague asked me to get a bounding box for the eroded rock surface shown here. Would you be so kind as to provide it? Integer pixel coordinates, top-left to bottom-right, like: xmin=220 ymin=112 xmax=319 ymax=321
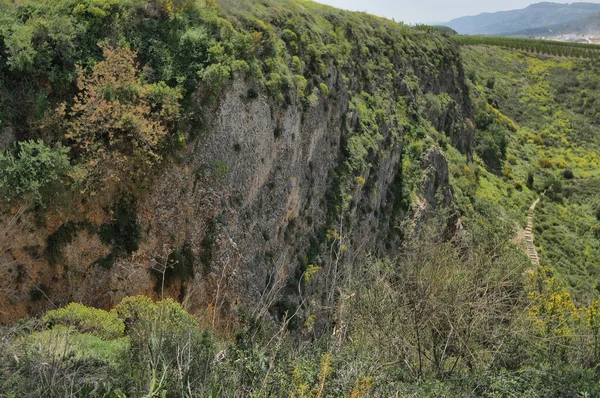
xmin=0 ymin=53 xmax=472 ymax=325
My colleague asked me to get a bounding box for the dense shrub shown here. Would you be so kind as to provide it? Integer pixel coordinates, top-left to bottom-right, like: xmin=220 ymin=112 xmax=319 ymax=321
xmin=538 ymin=157 xmax=553 ymax=168
xmin=543 ymin=174 xmax=564 ymax=202
xmin=527 ymin=172 xmax=535 ymax=189
xmin=63 ymin=44 xmax=181 ymax=193
xmin=114 ymin=296 xmax=218 ymax=396
xmin=0 ymin=140 xmax=72 ymax=204
xmin=562 ymin=169 xmax=574 ymax=179
xmin=44 ymin=303 xmax=125 ymax=340
xmin=475 ymin=122 xmax=508 ymax=174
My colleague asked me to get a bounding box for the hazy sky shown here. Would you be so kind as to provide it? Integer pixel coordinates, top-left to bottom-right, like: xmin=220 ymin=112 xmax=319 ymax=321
xmin=315 ymin=0 xmax=600 ymax=24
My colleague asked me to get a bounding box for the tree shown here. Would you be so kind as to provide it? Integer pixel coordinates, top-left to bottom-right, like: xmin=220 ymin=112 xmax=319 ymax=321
xmin=345 ymin=217 xmax=526 ymax=378
xmin=63 ymin=43 xmax=181 ymax=193
xmin=0 ymin=140 xmax=72 ymax=204
xmin=527 ymin=172 xmax=535 ymax=190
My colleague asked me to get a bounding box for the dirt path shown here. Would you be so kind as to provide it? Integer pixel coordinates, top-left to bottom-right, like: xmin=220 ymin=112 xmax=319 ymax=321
xmin=524 ymin=198 xmax=541 ymax=266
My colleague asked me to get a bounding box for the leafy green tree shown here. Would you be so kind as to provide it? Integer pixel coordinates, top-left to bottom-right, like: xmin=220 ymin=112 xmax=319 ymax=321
xmin=475 ymin=122 xmax=508 ymax=174
xmin=0 ymin=140 xmax=72 ymax=204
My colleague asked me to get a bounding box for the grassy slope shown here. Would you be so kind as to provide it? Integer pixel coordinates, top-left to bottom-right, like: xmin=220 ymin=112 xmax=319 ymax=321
xmin=461 ymin=45 xmax=600 ymax=302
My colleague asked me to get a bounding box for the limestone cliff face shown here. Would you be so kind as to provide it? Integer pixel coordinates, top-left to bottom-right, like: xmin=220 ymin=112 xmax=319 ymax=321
xmin=0 ymin=43 xmax=473 ymax=325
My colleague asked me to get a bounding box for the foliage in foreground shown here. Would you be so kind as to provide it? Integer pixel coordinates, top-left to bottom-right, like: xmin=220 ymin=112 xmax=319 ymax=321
xmin=2 ymin=220 xmax=600 ymax=397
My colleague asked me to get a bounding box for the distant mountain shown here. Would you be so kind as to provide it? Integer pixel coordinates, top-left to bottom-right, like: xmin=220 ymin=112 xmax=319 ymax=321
xmin=507 ymin=12 xmax=600 ymax=42
xmin=444 ymin=2 xmax=600 ymax=36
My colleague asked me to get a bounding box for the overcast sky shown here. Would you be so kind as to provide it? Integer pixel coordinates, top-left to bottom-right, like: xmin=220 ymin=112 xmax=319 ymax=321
xmin=315 ymin=0 xmax=600 ymax=24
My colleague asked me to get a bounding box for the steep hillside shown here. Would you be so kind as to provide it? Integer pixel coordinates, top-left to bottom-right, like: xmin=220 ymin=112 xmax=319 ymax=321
xmin=0 ymin=0 xmax=473 ymax=327
xmin=445 ymin=2 xmax=600 ymax=36
xmin=460 ymin=45 xmax=600 ymax=302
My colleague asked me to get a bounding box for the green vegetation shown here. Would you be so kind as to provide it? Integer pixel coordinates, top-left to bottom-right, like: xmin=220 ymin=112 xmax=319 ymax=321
xmin=461 ymin=45 xmax=600 ymax=302
xmin=44 ymin=302 xmax=125 ymax=340
xmin=0 ymin=140 xmax=72 ymax=204
xmin=0 ymin=0 xmax=463 ymax=210
xmin=1 ymin=0 xmax=600 ymax=395
xmin=0 ymin=0 xmax=470 ymax=279
xmin=4 ymin=221 xmax=600 ymax=396
xmin=63 ymin=43 xmax=182 ymax=194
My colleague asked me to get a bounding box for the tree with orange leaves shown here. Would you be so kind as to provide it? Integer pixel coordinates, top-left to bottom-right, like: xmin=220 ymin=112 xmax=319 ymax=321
xmin=63 ymin=43 xmax=181 ymax=194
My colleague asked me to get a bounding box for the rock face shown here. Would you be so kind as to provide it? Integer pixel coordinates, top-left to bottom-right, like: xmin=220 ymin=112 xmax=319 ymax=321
xmin=420 ymin=146 xmax=454 ymax=211
xmin=0 ymin=127 xmax=15 ymax=150
xmin=0 ymin=45 xmax=473 ymax=325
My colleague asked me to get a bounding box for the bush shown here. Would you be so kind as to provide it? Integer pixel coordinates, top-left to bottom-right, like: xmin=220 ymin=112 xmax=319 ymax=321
xmin=345 ymin=218 xmax=527 ymax=379
xmin=63 ymin=44 xmax=181 ymax=193
xmin=543 ymin=175 xmax=564 ymax=202
xmin=475 ymin=107 xmax=495 ymax=130
xmin=4 ymin=23 xmax=38 ymax=73
xmin=44 ymin=303 xmax=125 ymax=340
xmin=202 ymin=62 xmax=232 ymax=100
xmin=562 ymin=169 xmax=574 ymax=179
xmin=538 ymin=157 xmax=553 ymax=168
xmin=2 ymin=325 xmax=129 ymax=396
xmin=114 ymin=296 xmax=218 ymax=396
xmin=178 ymin=26 xmax=213 ymax=82
xmin=114 ymin=296 xmax=200 ymax=339
xmin=0 ymin=140 xmax=72 ymax=204
xmin=527 ymin=172 xmax=535 ymax=189
xmin=475 ymin=123 xmax=508 ymax=174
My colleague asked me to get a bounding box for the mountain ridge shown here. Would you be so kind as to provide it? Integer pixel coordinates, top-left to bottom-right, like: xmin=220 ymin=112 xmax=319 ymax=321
xmin=506 ymin=12 xmax=600 ymax=42
xmin=444 ymin=2 xmax=600 ymax=35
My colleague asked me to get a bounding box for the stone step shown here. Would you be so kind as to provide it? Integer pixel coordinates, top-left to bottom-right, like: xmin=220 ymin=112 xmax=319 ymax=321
xmin=523 ymin=198 xmax=541 ymax=266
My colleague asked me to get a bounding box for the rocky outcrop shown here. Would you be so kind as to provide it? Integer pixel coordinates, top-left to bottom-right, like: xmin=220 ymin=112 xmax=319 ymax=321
xmin=420 ymin=146 xmax=454 ymax=211
xmin=410 ymin=145 xmax=458 ymax=239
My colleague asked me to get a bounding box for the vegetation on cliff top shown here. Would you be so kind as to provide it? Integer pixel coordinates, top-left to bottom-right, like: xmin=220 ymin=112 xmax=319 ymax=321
xmin=0 ymin=0 xmax=468 ymax=275
xmin=0 ymin=0 xmax=462 ymax=203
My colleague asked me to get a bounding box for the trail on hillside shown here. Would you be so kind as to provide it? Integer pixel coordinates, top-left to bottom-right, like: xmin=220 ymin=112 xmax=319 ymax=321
xmin=525 ymin=198 xmax=541 ymax=266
